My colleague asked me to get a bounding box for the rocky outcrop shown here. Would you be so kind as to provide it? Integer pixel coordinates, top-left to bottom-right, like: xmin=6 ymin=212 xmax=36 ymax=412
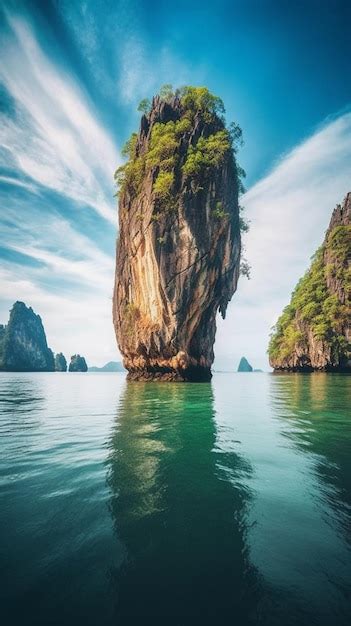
xmin=0 ymin=301 xmax=55 ymax=371
xmin=269 ymin=193 xmax=351 ymax=372
xmin=237 ymin=357 xmax=253 ymax=372
xmin=55 ymin=352 xmax=67 ymax=372
xmin=113 ymin=87 xmax=241 ymax=381
xmin=69 ymin=354 xmax=88 ymax=372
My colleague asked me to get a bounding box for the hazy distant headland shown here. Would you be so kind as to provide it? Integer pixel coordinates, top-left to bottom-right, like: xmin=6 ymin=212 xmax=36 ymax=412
xmin=89 ymin=361 xmax=125 ymax=372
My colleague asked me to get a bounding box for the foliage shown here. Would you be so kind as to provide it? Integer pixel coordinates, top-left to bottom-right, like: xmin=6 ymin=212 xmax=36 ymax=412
xmin=114 ymin=155 xmax=145 ymax=197
xmin=212 ymin=201 xmax=229 ymax=219
xmin=239 ymin=216 xmax=250 ymax=233
xmin=137 ymin=98 xmax=151 ymax=114
xmin=228 ymin=122 xmax=244 ymax=151
xmin=182 ymin=131 xmax=231 ymax=178
xmin=145 ymin=122 xmax=179 ymax=170
xmin=121 ymin=133 xmax=138 ymax=158
xmin=240 ymin=259 xmax=251 ymax=279
xmin=180 ymin=86 xmax=225 ymax=120
xmin=268 ymin=224 xmax=351 ymax=362
xmin=159 ymin=84 xmax=174 ymax=102
xmin=114 ymin=84 xmax=246 ymax=215
xmin=153 ymin=171 xmax=174 ymax=202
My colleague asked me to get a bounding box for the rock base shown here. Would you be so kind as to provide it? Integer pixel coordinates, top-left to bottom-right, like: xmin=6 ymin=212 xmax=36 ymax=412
xmin=126 ymin=365 xmax=212 ymax=383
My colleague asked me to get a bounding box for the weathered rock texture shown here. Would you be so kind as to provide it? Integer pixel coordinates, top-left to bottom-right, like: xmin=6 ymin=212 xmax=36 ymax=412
xmin=69 ymin=354 xmax=88 ymax=372
xmin=113 ymin=94 xmax=241 ymax=381
xmin=269 ymin=193 xmax=351 ymax=372
xmin=0 ymin=301 xmax=55 ymax=371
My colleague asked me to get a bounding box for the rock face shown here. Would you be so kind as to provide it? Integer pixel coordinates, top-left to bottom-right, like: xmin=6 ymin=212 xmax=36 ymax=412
xmin=55 ymin=352 xmax=67 ymax=372
xmin=237 ymin=357 xmax=253 ymax=372
xmin=69 ymin=354 xmax=88 ymax=372
xmin=113 ymin=88 xmax=241 ymax=381
xmin=269 ymin=193 xmax=351 ymax=372
xmin=0 ymin=301 xmax=55 ymax=372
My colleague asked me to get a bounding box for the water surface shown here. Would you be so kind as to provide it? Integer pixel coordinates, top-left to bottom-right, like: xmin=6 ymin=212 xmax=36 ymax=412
xmin=0 ymin=372 xmax=350 ymax=625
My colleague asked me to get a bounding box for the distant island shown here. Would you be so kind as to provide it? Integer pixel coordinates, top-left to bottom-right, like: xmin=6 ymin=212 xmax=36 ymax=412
xmin=55 ymin=352 xmax=67 ymax=372
xmin=269 ymin=193 xmax=351 ymax=372
xmin=0 ymin=301 xmax=55 ymax=372
xmin=237 ymin=356 xmax=253 ymax=372
xmin=0 ymin=301 xmax=88 ymax=373
xmin=89 ymin=361 xmax=125 ymax=372
xmin=69 ymin=355 xmax=88 ymax=372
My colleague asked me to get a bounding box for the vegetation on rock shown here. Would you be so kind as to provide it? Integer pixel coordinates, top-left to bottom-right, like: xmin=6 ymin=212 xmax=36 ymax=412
xmin=115 ymin=85 xmax=247 ymax=216
xmin=269 ymin=195 xmax=351 ymax=371
xmin=114 ymin=85 xmax=243 ymax=381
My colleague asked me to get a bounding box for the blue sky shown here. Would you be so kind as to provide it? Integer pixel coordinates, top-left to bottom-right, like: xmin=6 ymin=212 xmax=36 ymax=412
xmin=0 ymin=0 xmax=351 ymax=368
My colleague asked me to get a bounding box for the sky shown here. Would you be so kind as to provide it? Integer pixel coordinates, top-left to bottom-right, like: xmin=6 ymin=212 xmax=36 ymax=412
xmin=0 ymin=0 xmax=351 ymax=369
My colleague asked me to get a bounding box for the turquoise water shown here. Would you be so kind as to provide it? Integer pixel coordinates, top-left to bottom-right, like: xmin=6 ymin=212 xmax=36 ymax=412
xmin=0 ymin=372 xmax=350 ymax=625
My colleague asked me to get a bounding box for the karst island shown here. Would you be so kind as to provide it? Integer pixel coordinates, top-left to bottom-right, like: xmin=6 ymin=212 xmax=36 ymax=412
xmin=113 ymin=86 xmax=246 ymax=381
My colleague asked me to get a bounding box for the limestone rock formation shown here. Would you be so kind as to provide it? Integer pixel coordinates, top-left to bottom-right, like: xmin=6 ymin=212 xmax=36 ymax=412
xmin=269 ymin=193 xmax=351 ymax=372
xmin=113 ymin=87 xmax=242 ymax=381
xmin=0 ymin=301 xmax=55 ymax=371
xmin=237 ymin=356 xmax=253 ymax=372
xmin=69 ymin=354 xmax=88 ymax=372
xmin=55 ymin=352 xmax=67 ymax=372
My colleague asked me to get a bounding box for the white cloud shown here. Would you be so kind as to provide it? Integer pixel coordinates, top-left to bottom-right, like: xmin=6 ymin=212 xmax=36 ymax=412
xmin=0 ymin=175 xmax=39 ymax=194
xmin=0 ymin=13 xmax=120 ymax=223
xmin=215 ymin=111 xmax=351 ymax=371
xmin=0 ymin=208 xmax=117 ymax=366
xmin=1 ymin=207 xmax=114 ymax=291
xmin=117 ymin=39 xmax=203 ymax=105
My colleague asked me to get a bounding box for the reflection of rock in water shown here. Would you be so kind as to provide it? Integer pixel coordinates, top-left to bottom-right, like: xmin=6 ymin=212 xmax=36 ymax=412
xmin=106 ymin=382 xmax=261 ymax=624
xmin=272 ymin=374 xmax=351 ymax=535
xmin=268 ymin=373 xmax=351 ymax=622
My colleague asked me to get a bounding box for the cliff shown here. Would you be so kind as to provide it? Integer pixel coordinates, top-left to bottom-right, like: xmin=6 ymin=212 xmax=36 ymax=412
xmin=55 ymin=352 xmax=67 ymax=372
xmin=113 ymin=86 xmax=242 ymax=381
xmin=0 ymin=301 xmax=55 ymax=372
xmin=69 ymin=354 xmax=88 ymax=372
xmin=269 ymin=193 xmax=351 ymax=372
xmin=238 ymin=357 xmax=253 ymax=372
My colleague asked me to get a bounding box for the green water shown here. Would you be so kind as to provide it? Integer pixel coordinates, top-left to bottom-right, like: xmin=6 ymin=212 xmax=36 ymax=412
xmin=0 ymin=372 xmax=350 ymax=625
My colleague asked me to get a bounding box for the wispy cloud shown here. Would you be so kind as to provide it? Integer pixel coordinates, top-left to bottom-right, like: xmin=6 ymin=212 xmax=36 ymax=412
xmin=215 ymin=111 xmax=351 ymax=370
xmin=0 ymin=174 xmax=39 ymax=194
xmin=0 ymin=13 xmax=120 ymax=223
xmin=117 ymin=39 xmax=203 ymax=105
xmin=1 ymin=207 xmax=114 ymax=291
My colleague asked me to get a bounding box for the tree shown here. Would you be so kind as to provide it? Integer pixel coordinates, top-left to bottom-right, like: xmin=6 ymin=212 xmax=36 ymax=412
xmin=137 ymin=98 xmax=151 ymax=114
xmin=159 ymin=84 xmax=174 ymax=102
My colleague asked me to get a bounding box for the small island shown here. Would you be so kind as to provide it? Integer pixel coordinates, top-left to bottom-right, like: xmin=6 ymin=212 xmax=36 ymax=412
xmin=69 ymin=354 xmax=88 ymax=372
xmin=55 ymin=352 xmax=67 ymax=372
xmin=0 ymin=301 xmax=55 ymax=372
xmin=237 ymin=357 xmax=253 ymax=372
